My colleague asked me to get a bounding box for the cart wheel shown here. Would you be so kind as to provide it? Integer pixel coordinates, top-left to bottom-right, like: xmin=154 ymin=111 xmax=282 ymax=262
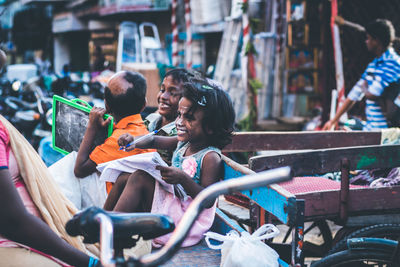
xmin=328 ymin=223 xmax=400 ymax=255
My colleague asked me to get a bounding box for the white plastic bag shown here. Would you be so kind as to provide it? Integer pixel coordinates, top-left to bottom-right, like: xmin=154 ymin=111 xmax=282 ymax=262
xmin=49 ymin=151 xmax=107 ymax=210
xmin=204 ymin=224 xmax=280 ymax=267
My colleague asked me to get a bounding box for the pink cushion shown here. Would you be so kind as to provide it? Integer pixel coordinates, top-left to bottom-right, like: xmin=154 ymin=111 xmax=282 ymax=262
xmin=279 ymin=176 xmax=367 ymax=195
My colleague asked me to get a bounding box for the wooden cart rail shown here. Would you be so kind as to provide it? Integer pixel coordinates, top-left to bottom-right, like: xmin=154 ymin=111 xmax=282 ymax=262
xmin=250 ymin=144 xmax=400 ymax=175
xmin=223 ymin=131 xmax=381 ymax=152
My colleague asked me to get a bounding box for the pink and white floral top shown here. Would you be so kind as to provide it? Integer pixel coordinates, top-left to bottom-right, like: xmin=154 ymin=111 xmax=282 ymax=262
xmin=171 ymin=142 xmax=221 ymax=184
xmin=151 ymin=142 xmax=221 ymax=247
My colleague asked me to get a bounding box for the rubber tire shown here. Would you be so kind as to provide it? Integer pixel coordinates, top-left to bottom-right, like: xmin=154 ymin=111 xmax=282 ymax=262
xmin=312 ymin=249 xmax=393 ymax=267
xmin=329 ymin=224 xmax=400 ymax=255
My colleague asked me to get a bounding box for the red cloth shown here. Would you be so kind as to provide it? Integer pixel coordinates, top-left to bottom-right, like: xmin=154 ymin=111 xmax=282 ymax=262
xmin=0 ymin=122 xmax=9 ymax=167
xmin=279 ymin=176 xmax=367 ymax=195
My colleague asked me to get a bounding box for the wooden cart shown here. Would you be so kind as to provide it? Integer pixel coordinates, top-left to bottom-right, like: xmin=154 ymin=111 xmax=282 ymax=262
xmin=163 ymin=131 xmax=399 ymax=266
xmin=249 ymin=143 xmax=400 ymax=263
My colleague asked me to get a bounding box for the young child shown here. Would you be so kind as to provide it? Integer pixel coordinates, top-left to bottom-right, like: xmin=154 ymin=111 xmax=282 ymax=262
xmin=112 ymin=78 xmax=235 ymax=247
xmin=144 ymin=68 xmax=200 ymax=165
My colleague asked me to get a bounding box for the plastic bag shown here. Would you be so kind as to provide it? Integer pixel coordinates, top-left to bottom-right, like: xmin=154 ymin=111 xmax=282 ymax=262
xmin=49 ymin=151 xmax=107 ymax=210
xmin=204 ymin=224 xmax=280 ymax=267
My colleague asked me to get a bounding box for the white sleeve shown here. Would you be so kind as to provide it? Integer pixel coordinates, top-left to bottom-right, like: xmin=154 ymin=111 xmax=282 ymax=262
xmin=347 ymin=79 xmax=365 ymax=101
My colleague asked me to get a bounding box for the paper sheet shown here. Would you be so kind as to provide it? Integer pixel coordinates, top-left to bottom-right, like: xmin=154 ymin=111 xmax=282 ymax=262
xmin=97 ymin=152 xmax=187 ymax=198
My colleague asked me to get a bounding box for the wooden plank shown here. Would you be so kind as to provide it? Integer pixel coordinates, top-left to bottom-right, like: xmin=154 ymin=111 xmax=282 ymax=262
xmin=346 ymin=214 xmax=400 ymax=226
xmin=223 ymin=131 xmax=381 ymax=152
xmin=292 ymin=186 xmax=400 ymax=220
xmin=242 ymin=186 xmax=297 ymax=225
xmin=160 ymin=239 xmax=220 ymax=267
xmin=222 ymin=155 xmax=296 ymax=225
xmin=214 ymin=208 xmax=246 ymax=233
xmin=249 ymin=144 xmax=400 ymax=175
xmin=347 ymin=186 xmax=400 ymax=215
xmin=218 ymin=197 xmax=249 ymax=221
xmin=222 ymin=154 xmax=253 ymax=176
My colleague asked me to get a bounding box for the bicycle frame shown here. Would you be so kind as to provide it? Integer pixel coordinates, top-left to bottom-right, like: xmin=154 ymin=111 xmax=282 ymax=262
xmin=94 ymin=167 xmax=292 ymax=267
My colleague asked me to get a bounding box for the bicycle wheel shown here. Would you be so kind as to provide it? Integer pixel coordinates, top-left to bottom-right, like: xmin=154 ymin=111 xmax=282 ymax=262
xmin=312 ymin=249 xmax=393 ymax=267
xmin=329 ymin=224 xmax=400 ymax=255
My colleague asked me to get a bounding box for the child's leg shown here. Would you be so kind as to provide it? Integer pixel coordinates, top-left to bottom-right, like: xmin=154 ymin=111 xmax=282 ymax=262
xmin=113 ymin=170 xmax=155 ymax=213
xmin=103 ymin=172 xmax=130 ymax=211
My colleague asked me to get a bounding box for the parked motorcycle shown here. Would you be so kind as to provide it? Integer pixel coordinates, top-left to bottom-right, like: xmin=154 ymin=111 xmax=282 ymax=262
xmin=2 ymin=77 xmax=53 ymax=149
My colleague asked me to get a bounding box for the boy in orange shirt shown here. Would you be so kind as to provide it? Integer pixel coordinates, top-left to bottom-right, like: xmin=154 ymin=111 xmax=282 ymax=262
xmin=74 ymin=71 xmax=154 ymax=193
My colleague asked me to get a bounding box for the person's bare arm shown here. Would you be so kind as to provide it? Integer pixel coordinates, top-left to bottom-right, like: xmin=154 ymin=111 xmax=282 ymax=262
xmin=335 ymin=16 xmax=365 ymax=32
xmin=0 ymin=170 xmax=91 ymax=267
xmin=118 ymin=134 xmax=178 ymax=151
xmin=322 ymin=97 xmax=355 ymax=130
xmin=74 ymin=107 xmax=111 ymax=178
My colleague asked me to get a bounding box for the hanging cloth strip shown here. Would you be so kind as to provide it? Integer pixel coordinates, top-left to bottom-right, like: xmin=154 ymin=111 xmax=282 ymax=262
xmin=0 ymin=115 xmax=99 ymax=256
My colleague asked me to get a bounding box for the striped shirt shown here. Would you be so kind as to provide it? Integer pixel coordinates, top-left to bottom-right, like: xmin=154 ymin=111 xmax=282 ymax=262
xmin=348 ymin=48 xmax=400 ymax=130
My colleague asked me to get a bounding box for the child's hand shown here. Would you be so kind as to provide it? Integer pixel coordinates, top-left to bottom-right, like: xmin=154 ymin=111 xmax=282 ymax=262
xmin=89 ymin=107 xmax=112 ymax=129
xmin=118 ymin=133 xmax=134 ymax=151
xmin=156 ymin=165 xmax=187 ymax=184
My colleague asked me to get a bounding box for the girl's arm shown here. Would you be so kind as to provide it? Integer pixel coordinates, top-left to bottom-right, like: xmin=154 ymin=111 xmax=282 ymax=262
xmin=119 ymin=134 xmax=178 ymax=151
xmin=156 ymin=151 xmax=222 ymax=200
xmin=0 ymin=169 xmax=91 ymax=267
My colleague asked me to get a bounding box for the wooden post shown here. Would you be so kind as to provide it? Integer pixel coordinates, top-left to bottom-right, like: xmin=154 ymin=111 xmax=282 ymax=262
xmin=292 ymin=200 xmax=305 ymax=267
xmin=339 ymin=158 xmax=350 ymax=223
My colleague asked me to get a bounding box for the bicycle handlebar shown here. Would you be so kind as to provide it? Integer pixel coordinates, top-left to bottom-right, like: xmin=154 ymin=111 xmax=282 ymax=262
xmin=81 ymin=167 xmax=292 ymax=267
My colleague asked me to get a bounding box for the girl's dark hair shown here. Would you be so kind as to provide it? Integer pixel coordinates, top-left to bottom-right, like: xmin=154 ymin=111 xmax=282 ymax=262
xmin=365 ymin=19 xmax=395 ymax=49
xmin=164 ymin=68 xmax=202 ymax=84
xmin=104 ymin=71 xmax=146 ymax=118
xmin=183 ymin=78 xmax=235 ymax=149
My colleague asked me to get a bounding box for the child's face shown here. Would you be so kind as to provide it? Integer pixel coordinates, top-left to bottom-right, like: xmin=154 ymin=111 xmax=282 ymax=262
xmin=175 ymin=97 xmax=207 ymax=144
xmin=157 ymin=76 xmax=183 ymax=121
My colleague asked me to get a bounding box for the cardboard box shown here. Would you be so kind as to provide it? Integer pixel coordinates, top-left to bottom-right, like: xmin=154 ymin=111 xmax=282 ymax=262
xmin=121 ymin=62 xmax=160 ymax=107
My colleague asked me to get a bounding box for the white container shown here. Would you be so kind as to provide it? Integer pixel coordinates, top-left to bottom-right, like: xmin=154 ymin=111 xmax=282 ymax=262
xmin=190 ymin=0 xmax=225 ymax=25
xmin=6 ymin=64 xmax=38 ymax=82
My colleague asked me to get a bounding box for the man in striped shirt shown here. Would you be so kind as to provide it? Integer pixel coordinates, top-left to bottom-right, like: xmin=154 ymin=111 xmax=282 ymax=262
xmin=323 ymin=19 xmax=400 ymax=131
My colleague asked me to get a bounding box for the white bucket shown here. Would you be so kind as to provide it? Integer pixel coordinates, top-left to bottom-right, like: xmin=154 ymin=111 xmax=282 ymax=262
xmin=190 ymin=0 xmax=225 ymax=25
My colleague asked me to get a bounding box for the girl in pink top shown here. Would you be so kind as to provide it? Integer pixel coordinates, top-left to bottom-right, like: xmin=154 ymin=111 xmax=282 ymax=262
xmin=0 ymin=122 xmax=97 ymax=267
xmin=113 ymin=78 xmax=235 ymax=247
